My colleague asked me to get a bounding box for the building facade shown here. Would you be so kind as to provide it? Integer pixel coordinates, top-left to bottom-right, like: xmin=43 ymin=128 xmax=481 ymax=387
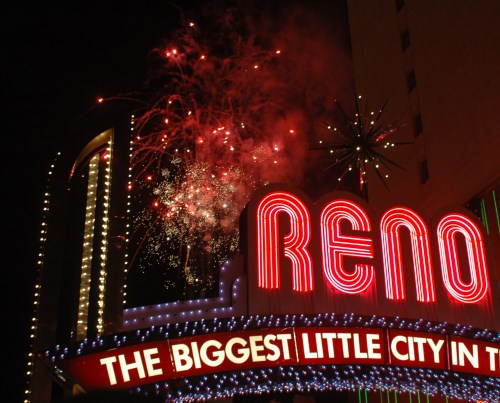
xmin=25 ymin=109 xmax=131 ymax=402
xmin=24 ymin=1 xmax=500 ymax=402
xmin=347 ymin=0 xmax=500 ymax=278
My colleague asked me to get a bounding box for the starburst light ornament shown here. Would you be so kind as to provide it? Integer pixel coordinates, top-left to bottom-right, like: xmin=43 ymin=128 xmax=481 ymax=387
xmin=315 ymin=95 xmax=410 ymax=196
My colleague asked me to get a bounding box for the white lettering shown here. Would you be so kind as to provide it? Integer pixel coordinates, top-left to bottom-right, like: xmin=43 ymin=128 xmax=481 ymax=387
xmin=143 ymin=348 xmax=163 ymax=377
xmin=302 ymin=333 xmax=317 ymax=359
xmin=249 ymin=335 xmax=266 ymax=362
xmin=171 ymin=343 xmax=193 ymax=371
xmin=366 ymin=333 xmax=382 ymax=359
xmin=276 ymin=333 xmax=292 ymax=359
xmin=200 ymin=340 xmax=224 ymax=367
xmin=100 ymin=356 xmax=118 ymax=385
xmin=119 ymin=351 xmax=146 ymax=382
xmin=353 ymin=333 xmax=367 ymax=358
xmin=485 ymin=346 xmax=499 ymax=371
xmin=323 ymin=333 xmax=337 ymax=357
xmin=337 ymin=333 xmax=352 ymax=358
xmin=263 ymin=334 xmax=280 ymax=361
xmin=391 ymin=335 xmax=408 ymax=361
xmin=191 ymin=341 xmax=202 ymax=368
xmin=226 ymin=337 xmax=250 ymax=364
xmin=413 ymin=337 xmax=427 ymax=362
xmin=427 ymin=338 xmax=445 ymax=364
xmin=451 ymin=341 xmax=479 ymax=368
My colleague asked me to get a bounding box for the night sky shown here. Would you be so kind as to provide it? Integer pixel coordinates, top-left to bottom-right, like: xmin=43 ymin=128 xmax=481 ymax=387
xmin=3 ymin=1 xmax=351 ymax=401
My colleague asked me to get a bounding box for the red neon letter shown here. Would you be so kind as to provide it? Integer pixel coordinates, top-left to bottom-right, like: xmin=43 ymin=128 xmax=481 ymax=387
xmin=380 ymin=207 xmax=436 ymax=302
xmin=256 ymin=191 xmax=313 ymax=292
xmin=437 ymin=214 xmax=490 ymax=303
xmin=320 ymin=199 xmax=374 ymax=294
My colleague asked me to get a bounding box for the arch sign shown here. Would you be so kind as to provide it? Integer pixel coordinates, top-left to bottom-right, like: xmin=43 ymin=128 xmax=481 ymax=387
xmin=56 ymin=321 xmax=500 ymax=389
xmin=45 ymin=184 xmax=500 ymax=401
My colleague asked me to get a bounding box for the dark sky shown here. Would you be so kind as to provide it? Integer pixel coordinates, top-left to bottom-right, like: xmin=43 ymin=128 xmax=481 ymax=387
xmin=2 ymin=1 xmax=351 ymax=401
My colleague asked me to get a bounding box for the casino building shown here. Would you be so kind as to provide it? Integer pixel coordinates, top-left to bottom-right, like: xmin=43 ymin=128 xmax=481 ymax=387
xmin=25 ymin=1 xmax=500 ymax=402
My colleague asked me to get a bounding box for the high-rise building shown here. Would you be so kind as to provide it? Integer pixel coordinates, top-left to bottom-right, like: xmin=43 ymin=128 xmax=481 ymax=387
xmin=25 ymin=108 xmax=131 ymax=402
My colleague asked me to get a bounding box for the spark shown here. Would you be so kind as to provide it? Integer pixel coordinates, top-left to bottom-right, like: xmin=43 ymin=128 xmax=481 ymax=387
xmin=126 ymin=10 xmax=306 ymax=301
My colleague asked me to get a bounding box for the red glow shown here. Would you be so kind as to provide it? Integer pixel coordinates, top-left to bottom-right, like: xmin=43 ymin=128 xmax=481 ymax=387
xmin=320 ymin=200 xmax=374 ymax=294
xmin=380 ymin=207 xmax=436 ymax=302
xmin=437 ymin=214 xmax=490 ymax=303
xmin=256 ymin=191 xmax=313 ymax=292
xmin=249 ymin=187 xmax=494 ymax=310
xmin=97 ymin=97 xmax=104 ymax=103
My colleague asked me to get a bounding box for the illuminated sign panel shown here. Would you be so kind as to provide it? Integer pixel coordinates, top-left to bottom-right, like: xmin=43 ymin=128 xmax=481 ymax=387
xmin=56 ymin=325 xmax=500 ymax=391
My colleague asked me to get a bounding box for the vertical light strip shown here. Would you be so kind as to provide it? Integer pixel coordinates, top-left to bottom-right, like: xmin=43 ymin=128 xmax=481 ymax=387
xmin=76 ymin=154 xmax=100 ymax=339
xmin=492 ymin=190 xmax=500 ymax=235
xmin=123 ymin=114 xmax=135 ymax=306
xmin=24 ymin=153 xmax=61 ymax=403
xmin=96 ymin=138 xmax=113 ymax=335
xmin=480 ymin=198 xmax=489 ymax=234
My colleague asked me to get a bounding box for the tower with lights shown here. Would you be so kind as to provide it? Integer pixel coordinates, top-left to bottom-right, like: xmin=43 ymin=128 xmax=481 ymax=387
xmin=24 ymin=107 xmax=131 ymax=402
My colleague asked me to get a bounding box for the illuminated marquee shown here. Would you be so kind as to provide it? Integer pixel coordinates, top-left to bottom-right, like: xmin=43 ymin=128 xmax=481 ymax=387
xmin=46 ymin=314 xmax=500 ymax=402
xmin=44 ymin=184 xmax=500 ymax=402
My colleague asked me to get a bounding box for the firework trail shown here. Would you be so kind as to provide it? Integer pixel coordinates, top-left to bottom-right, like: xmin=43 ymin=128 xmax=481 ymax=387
xmin=126 ymin=1 xmax=355 ymax=304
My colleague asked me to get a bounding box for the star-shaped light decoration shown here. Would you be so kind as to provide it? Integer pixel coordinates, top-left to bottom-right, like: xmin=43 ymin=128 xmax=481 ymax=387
xmin=314 ymin=95 xmax=411 ymax=195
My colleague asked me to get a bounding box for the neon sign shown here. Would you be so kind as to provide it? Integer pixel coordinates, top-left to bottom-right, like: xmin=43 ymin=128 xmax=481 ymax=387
xmin=246 ymin=185 xmax=496 ymax=326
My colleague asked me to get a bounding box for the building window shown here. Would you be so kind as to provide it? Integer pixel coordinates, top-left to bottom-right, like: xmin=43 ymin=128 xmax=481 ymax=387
xmin=419 ymin=159 xmax=429 ymax=184
xmin=414 ymin=113 xmax=423 ymax=136
xmin=395 ymin=0 xmax=405 ymax=11
xmin=401 ymin=30 xmax=410 ymax=51
xmin=407 ymin=70 xmax=417 ymax=92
